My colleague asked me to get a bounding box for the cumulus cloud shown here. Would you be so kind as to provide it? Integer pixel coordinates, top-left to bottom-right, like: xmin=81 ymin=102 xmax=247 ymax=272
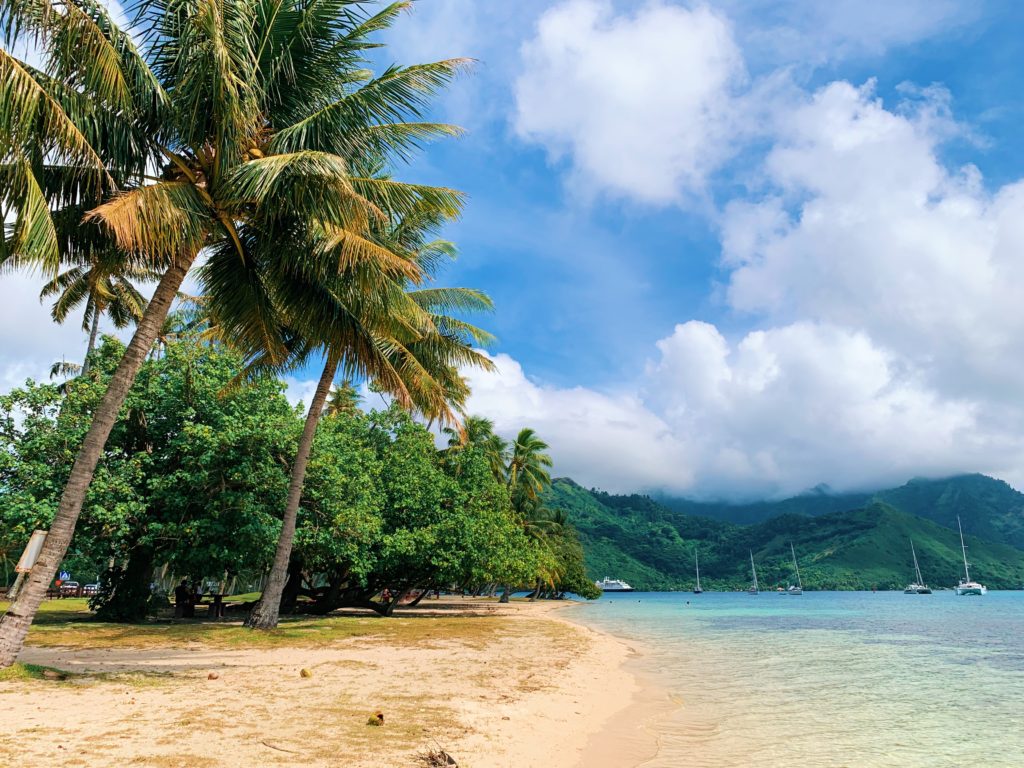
xmin=463 ymin=323 xmax=985 ymax=499
xmin=514 ymin=0 xmax=745 ymax=203
xmin=463 ymin=353 xmax=694 ymax=493
xmin=0 ymin=272 xmax=96 ymax=388
xmin=723 ymin=80 xmax=1024 ymax=402
xmin=475 ymin=75 xmax=1024 ymax=499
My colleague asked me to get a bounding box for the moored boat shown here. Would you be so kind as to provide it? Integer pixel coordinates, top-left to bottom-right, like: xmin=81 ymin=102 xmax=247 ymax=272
xmin=786 ymin=542 xmax=803 ymax=595
xmin=595 ymin=577 xmax=634 ymax=592
xmin=954 ymin=516 xmax=987 ymax=596
xmin=904 ymin=539 xmax=932 ymax=594
xmin=748 ymin=551 xmax=759 ymax=595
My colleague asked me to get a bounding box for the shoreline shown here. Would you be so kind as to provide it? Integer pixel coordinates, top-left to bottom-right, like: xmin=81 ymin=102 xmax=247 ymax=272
xmin=554 ymin=602 xmax=675 ymax=768
xmin=2 ymin=597 xmax=663 ymax=768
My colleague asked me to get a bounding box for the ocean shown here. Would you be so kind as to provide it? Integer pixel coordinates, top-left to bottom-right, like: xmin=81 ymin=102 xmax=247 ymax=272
xmin=572 ymin=590 xmax=1024 ymax=767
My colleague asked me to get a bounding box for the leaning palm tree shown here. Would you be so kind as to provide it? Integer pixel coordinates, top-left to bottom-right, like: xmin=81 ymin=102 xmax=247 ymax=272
xmin=40 ymin=247 xmax=156 ymax=372
xmin=0 ymin=0 xmax=465 ymax=665
xmin=237 ymin=195 xmax=495 ymax=629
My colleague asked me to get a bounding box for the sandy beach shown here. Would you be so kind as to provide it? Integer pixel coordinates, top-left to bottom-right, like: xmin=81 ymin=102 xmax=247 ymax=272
xmin=1 ymin=598 xmax=659 ymax=768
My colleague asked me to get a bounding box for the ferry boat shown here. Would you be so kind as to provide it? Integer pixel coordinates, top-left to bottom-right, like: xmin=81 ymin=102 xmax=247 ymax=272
xmin=903 ymin=539 xmax=932 ymax=594
xmin=954 ymin=516 xmax=987 ymax=596
xmin=595 ymin=577 xmax=634 ymax=592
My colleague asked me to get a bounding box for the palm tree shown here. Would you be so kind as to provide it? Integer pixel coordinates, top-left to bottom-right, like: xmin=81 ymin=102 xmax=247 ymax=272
xmin=507 ymin=428 xmax=553 ymax=503
xmin=239 ymin=194 xmax=495 ymax=629
xmin=0 ymin=0 xmax=465 ymax=665
xmin=443 ymin=415 xmax=508 ymax=482
xmin=323 ymin=381 xmax=361 ymax=417
xmin=40 ymin=248 xmax=155 ymax=373
xmin=223 ymin=173 xmax=495 ymax=626
xmin=499 ymin=428 xmax=553 ymax=603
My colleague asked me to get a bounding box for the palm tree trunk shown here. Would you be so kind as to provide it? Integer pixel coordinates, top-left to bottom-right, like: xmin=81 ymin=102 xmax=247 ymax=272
xmin=82 ymin=311 xmax=100 ymax=375
xmin=0 ymin=255 xmax=194 ymax=668
xmin=245 ymin=352 xmax=339 ymax=630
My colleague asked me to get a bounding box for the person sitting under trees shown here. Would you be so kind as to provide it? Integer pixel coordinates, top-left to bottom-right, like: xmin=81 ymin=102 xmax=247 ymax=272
xmin=173 ymin=579 xmax=192 ymax=619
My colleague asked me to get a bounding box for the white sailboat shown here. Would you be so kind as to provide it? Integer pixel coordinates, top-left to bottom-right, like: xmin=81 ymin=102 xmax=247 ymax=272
xmin=903 ymin=540 xmax=932 ymax=594
xmin=786 ymin=542 xmax=803 ymax=595
xmin=954 ymin=516 xmax=987 ymax=596
xmin=748 ymin=551 xmax=759 ymax=595
xmin=693 ymin=550 xmax=703 ymax=594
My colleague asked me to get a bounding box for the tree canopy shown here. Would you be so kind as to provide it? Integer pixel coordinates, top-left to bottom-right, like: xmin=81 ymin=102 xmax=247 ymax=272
xmin=1 ymin=334 xmax=596 ymax=617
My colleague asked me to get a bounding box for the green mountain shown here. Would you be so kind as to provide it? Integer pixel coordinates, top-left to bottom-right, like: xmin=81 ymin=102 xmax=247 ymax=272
xmin=549 ymin=478 xmax=1024 ymax=591
xmin=656 ymin=474 xmax=1024 ymax=549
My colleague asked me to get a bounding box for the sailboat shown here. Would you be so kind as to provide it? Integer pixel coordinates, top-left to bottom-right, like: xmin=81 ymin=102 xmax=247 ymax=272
xmin=747 ymin=551 xmax=759 ymax=595
xmin=954 ymin=516 xmax=987 ymax=596
xmin=903 ymin=540 xmax=932 ymax=594
xmin=786 ymin=542 xmax=803 ymax=595
xmin=693 ymin=550 xmax=703 ymax=594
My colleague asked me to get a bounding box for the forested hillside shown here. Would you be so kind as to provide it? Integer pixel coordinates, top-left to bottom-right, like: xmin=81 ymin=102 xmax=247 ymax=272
xmin=656 ymin=475 xmax=1024 ymax=549
xmin=549 ymin=478 xmax=1024 ymax=591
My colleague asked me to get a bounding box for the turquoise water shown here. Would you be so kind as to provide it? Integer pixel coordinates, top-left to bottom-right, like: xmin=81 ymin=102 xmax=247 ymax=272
xmin=573 ymin=591 xmax=1024 ymax=767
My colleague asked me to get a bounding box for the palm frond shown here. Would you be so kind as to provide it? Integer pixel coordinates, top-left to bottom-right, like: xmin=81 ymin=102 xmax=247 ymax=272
xmin=84 ymin=181 xmax=210 ymax=260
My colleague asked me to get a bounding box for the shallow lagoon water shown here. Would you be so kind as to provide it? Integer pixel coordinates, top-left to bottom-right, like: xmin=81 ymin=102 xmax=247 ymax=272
xmin=574 ymin=590 xmax=1024 ymax=767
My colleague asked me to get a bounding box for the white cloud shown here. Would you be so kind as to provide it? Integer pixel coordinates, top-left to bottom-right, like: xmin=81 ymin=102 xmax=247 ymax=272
xmin=463 ymin=324 xmax=987 ymax=499
xmin=723 ymin=80 xmax=1024 ymax=403
xmin=468 ymin=77 xmax=1024 ymax=499
xmin=0 ymin=272 xmax=95 ymax=388
xmin=514 ymin=0 xmax=745 ymax=203
xmin=463 ymin=352 xmax=695 ymax=493
xmin=721 ymin=0 xmax=978 ymax=68
xmin=645 ymin=321 xmax=978 ymax=497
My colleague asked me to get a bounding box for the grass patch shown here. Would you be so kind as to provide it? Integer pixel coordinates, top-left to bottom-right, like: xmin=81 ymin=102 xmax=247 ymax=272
xmin=1 ymin=598 xmax=580 ymax=676
xmin=0 ymin=662 xmax=72 ymax=682
xmin=6 ymin=598 xmax=534 ymax=652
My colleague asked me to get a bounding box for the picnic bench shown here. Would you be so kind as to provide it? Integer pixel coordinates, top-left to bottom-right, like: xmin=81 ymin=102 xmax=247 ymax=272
xmin=173 ymin=593 xmax=227 ymax=619
xmin=2 ymin=587 xmax=63 ymax=600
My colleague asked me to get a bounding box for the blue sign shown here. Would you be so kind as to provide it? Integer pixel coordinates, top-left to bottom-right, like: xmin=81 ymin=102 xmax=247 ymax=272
xmin=59 ymin=571 xmax=70 ymax=581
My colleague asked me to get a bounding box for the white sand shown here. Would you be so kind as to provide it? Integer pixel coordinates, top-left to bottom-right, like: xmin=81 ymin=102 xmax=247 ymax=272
xmin=1 ymin=599 xmax=656 ymax=768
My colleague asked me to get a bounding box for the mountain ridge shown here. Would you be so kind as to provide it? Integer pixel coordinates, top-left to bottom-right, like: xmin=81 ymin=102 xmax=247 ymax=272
xmin=548 ymin=474 xmax=1024 ymax=591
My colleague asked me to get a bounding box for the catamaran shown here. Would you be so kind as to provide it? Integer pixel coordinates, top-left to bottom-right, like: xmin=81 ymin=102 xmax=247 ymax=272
xmin=748 ymin=551 xmax=759 ymax=595
xmin=786 ymin=542 xmax=803 ymax=595
xmin=903 ymin=539 xmax=932 ymax=594
xmin=954 ymin=516 xmax=987 ymax=596
xmin=693 ymin=551 xmax=703 ymax=594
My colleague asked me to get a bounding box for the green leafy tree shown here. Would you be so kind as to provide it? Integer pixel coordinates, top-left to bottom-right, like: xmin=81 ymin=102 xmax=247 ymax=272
xmin=0 ymin=0 xmax=466 ymax=664
xmin=241 ymin=200 xmax=495 ymax=629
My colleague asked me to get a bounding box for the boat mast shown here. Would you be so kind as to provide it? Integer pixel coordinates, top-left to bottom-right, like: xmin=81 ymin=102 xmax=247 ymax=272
xmin=695 ymin=550 xmax=702 ymax=591
xmin=750 ymin=550 xmax=759 ymax=592
xmin=791 ymin=542 xmax=802 ymax=589
xmin=957 ymin=516 xmax=970 ymax=582
xmin=911 ymin=539 xmax=924 ymax=584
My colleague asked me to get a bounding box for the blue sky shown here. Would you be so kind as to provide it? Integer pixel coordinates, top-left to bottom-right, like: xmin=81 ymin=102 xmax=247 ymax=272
xmin=5 ymin=0 xmax=1024 ymax=499
xmin=382 ymin=1 xmax=1024 ymax=388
